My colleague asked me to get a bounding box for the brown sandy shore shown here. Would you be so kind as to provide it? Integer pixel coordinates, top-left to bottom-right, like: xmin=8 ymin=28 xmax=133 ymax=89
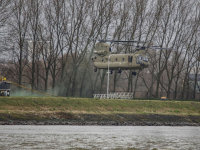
xmin=0 ymin=113 xmax=200 ymax=126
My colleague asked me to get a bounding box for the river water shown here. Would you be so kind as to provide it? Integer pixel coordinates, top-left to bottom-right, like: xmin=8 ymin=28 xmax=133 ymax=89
xmin=0 ymin=126 xmax=200 ymax=150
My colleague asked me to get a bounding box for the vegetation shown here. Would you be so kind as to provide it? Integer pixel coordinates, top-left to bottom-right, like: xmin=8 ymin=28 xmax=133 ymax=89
xmin=0 ymin=0 xmax=200 ymax=100
xmin=0 ymin=97 xmax=200 ymax=116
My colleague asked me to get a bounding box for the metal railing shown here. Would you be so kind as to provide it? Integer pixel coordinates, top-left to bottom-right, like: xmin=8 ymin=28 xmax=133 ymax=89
xmin=94 ymin=92 xmax=134 ymax=99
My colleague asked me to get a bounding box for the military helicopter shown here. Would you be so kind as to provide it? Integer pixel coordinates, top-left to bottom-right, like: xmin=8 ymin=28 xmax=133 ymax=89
xmin=91 ymin=39 xmax=170 ymax=75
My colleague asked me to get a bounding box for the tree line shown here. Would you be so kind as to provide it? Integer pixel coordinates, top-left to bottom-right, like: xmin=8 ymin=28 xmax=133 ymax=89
xmin=0 ymin=0 xmax=200 ymax=99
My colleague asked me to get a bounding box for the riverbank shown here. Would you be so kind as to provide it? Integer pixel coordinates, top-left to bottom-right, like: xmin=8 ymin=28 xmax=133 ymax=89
xmin=0 ymin=113 xmax=200 ymax=126
xmin=0 ymin=97 xmax=200 ymax=126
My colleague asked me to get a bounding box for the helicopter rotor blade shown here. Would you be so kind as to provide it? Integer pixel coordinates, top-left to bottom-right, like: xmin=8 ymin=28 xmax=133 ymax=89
xmin=122 ymin=44 xmax=175 ymax=51
xmin=98 ymin=39 xmax=144 ymax=43
xmin=148 ymin=47 xmax=175 ymax=50
xmin=121 ymin=44 xmax=140 ymax=47
xmin=113 ymin=40 xmax=144 ymax=43
xmin=121 ymin=44 xmax=145 ymax=49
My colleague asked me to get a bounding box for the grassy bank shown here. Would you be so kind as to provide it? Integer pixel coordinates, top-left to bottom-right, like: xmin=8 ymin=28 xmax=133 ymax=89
xmin=0 ymin=97 xmax=200 ymax=115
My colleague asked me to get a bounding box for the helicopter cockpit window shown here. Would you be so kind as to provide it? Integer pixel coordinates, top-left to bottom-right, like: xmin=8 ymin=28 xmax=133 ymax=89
xmin=142 ymin=56 xmax=148 ymax=62
xmin=128 ymin=56 xmax=133 ymax=62
xmin=136 ymin=55 xmax=142 ymax=64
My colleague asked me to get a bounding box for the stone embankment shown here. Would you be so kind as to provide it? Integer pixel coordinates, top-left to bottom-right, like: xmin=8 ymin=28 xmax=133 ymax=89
xmin=0 ymin=113 xmax=200 ymax=126
xmin=0 ymin=120 xmax=199 ymax=126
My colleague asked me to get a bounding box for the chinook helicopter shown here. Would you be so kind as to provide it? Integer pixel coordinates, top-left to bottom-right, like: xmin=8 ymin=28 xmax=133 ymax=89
xmin=91 ymin=39 xmax=172 ymax=75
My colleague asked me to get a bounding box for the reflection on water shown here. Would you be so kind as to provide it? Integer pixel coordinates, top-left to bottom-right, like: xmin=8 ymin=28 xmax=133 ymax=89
xmin=0 ymin=126 xmax=200 ymax=150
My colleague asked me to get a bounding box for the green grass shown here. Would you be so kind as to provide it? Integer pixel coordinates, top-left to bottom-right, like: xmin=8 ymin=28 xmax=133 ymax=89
xmin=0 ymin=97 xmax=200 ymax=115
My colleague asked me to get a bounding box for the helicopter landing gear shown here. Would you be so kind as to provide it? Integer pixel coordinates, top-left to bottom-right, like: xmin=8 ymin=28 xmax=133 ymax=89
xmin=118 ymin=70 xmax=121 ymax=73
xmin=132 ymin=71 xmax=136 ymax=76
xmin=94 ymin=68 xmax=97 ymax=72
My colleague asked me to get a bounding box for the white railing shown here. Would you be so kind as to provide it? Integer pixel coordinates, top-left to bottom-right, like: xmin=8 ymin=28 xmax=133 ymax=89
xmin=93 ymin=92 xmax=134 ymax=99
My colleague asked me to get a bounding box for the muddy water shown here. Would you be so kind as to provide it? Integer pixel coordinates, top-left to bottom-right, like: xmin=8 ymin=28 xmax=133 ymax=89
xmin=0 ymin=126 xmax=200 ymax=150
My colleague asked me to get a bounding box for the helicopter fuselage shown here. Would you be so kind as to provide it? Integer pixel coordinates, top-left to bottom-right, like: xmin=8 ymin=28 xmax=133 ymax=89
xmin=92 ymin=53 xmax=149 ymax=70
xmin=91 ymin=40 xmax=171 ymax=72
xmin=91 ymin=42 xmax=149 ymax=71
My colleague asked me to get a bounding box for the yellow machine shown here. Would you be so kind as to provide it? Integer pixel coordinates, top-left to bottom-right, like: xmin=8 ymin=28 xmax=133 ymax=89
xmin=0 ymin=76 xmax=11 ymax=96
xmin=0 ymin=77 xmax=58 ymax=97
xmin=0 ymin=77 xmax=6 ymax=81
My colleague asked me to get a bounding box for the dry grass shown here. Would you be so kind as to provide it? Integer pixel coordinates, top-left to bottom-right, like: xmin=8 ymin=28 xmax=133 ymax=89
xmin=0 ymin=97 xmax=200 ymax=115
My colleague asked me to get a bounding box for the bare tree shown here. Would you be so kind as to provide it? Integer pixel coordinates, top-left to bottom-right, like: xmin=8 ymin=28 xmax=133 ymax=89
xmin=27 ymin=0 xmax=42 ymax=90
xmin=6 ymin=0 xmax=30 ymax=87
xmin=0 ymin=0 xmax=11 ymax=27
